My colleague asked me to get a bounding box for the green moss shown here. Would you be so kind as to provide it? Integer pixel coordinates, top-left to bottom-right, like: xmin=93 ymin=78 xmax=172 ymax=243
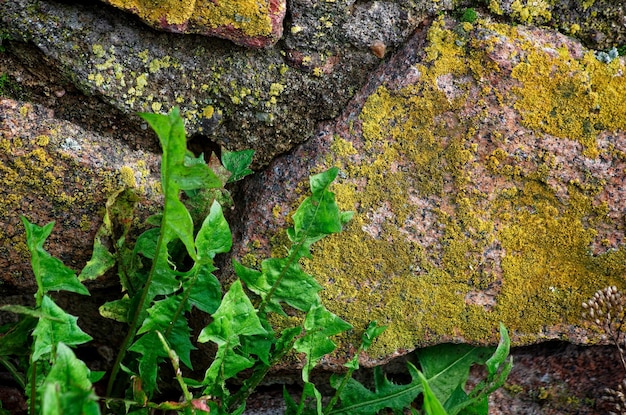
xmin=290 ymin=17 xmax=626 ymax=356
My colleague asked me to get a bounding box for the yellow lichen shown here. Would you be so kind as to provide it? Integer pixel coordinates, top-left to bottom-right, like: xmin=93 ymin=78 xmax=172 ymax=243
xmin=107 ymin=0 xmax=277 ymax=39
xmin=119 ymin=166 xmax=137 ymax=188
xmin=290 ymin=16 xmax=626 ymax=355
xmin=35 ymin=135 xmax=49 ymax=147
xmin=202 ymin=105 xmax=215 ymax=118
xmin=510 ymin=0 xmax=552 ymax=24
xmin=92 ymin=44 xmax=106 ymax=59
xmin=509 ymin=31 xmax=626 ymax=159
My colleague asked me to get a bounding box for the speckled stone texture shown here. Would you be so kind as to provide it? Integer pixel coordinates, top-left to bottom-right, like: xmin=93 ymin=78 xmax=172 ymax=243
xmin=0 ymin=98 xmax=160 ymax=290
xmin=228 ymin=16 xmax=626 ymax=366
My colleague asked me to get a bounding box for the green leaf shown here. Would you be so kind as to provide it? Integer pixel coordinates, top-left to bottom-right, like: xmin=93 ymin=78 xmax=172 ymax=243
xmin=185 ymin=263 xmax=222 ymax=314
xmin=289 ymin=168 xmax=351 ymax=247
xmin=31 ymin=296 xmax=92 ymax=362
xmin=419 ymin=371 xmax=448 ymax=415
xmin=133 ymin=227 xmax=160 ymax=260
xmin=361 ymin=321 xmax=387 ymax=352
xmin=40 ymin=343 xmax=100 ymax=415
xmin=198 ymin=281 xmax=267 ymax=395
xmin=136 ymin=295 xmax=195 ymax=368
xmin=79 ymin=238 xmax=115 ymax=282
xmin=262 ymin=258 xmax=323 ymax=312
xmin=128 ymin=331 xmax=168 ymax=396
xmin=99 ymin=296 xmax=132 ymax=323
xmin=170 ymin=163 xmax=222 ymax=191
xmin=146 ymin=256 xmax=180 ymax=299
xmin=0 ymin=316 xmax=36 ymax=356
xmin=445 ymin=325 xmax=512 ymax=415
xmin=222 ymin=149 xmax=254 ymax=183
xmin=0 ymin=305 xmax=61 ymax=321
xmin=486 ymin=323 xmax=510 ymax=376
xmin=418 ymin=344 xmax=492 ymax=404
xmin=329 ymin=363 xmax=424 ymax=415
xmin=195 ymin=200 xmax=232 ymax=263
xmin=162 ymin=194 xmax=197 ymax=260
xmin=198 ymin=280 xmax=267 ymax=344
xmin=140 ymin=109 xmax=187 ymax=188
xmin=21 ymin=216 xmax=89 ymax=297
xmin=293 ymin=300 xmax=352 ymax=382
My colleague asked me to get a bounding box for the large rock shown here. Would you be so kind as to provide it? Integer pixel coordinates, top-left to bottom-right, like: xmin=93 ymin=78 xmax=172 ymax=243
xmin=230 ymin=16 xmax=626 ymax=365
xmin=0 ymin=98 xmax=160 ymax=290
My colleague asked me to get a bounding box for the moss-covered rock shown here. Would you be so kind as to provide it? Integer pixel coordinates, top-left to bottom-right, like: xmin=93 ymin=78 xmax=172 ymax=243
xmin=101 ymin=0 xmax=285 ymax=48
xmin=231 ymin=16 xmax=626 ymax=365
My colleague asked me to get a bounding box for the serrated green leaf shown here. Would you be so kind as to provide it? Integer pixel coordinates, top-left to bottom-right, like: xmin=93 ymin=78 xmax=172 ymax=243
xmin=198 ymin=280 xmax=267 ymax=344
xmin=444 ymin=326 xmax=512 ymax=415
xmin=136 ymin=295 xmax=195 ymax=368
xmin=222 ymin=149 xmax=254 ymax=183
xmin=133 ymin=227 xmax=160 ymax=260
xmin=40 ymin=343 xmax=100 ymax=415
xmin=261 ymin=257 xmax=323 ymax=312
xmin=128 ymin=331 xmax=168 ymax=396
xmin=21 ymin=216 xmax=89 ymax=297
xmin=293 ymin=300 xmax=351 ymax=382
xmin=185 ymin=263 xmax=222 ymax=314
xmin=195 ymin=200 xmax=232 ymax=263
xmin=202 ymin=341 xmax=256 ymax=396
xmin=309 ymin=167 xmax=339 ymax=196
xmin=329 ymin=363 xmax=424 ymax=415
xmin=32 ymin=296 xmax=92 ymax=362
xmin=417 ymin=343 xmax=496 ymax=408
xmin=289 ymin=168 xmax=350 ymax=247
xmin=199 ymin=281 xmax=267 ymax=396
xmin=146 ymin=257 xmax=180 ymax=299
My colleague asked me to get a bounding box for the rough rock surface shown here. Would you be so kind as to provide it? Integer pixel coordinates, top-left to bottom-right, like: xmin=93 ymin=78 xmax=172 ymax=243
xmin=1 ymin=0 xmax=624 ymax=167
xmin=230 ymin=16 xmax=626 ymax=364
xmin=0 ymin=98 xmax=160 ymax=290
xmin=1 ymin=0 xmax=626 ymax=412
xmin=0 ymin=0 xmax=382 ymax=167
xmin=101 ymin=0 xmax=286 ymax=48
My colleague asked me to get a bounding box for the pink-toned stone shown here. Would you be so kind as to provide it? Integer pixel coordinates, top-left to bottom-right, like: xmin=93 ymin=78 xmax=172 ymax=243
xmin=0 ymin=99 xmax=160 ymax=290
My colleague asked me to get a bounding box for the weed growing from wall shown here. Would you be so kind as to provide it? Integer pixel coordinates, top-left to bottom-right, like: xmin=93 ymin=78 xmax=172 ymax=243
xmin=0 ymin=107 xmax=511 ymax=414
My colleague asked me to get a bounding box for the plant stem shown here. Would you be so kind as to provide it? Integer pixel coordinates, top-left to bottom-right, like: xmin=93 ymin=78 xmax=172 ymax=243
xmin=324 ymin=367 xmax=355 ymax=414
xmin=29 ymin=358 xmax=36 ymax=415
xmin=105 ymin=227 xmax=168 ymax=397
